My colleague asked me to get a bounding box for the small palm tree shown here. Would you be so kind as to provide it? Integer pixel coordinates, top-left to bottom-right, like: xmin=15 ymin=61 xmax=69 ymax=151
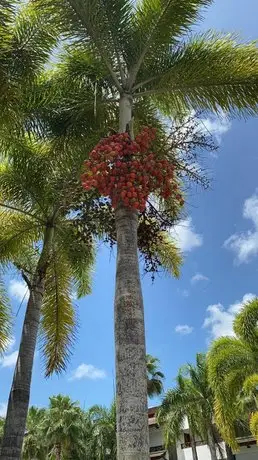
xmin=88 ymin=403 xmax=117 ymax=460
xmin=42 ymin=395 xmax=85 ymax=460
xmin=158 ymin=354 xmax=221 ymax=460
xmin=22 ymin=407 xmax=47 ymax=460
xmin=0 ymin=277 xmax=11 ymax=355
xmin=146 ymin=354 xmax=165 ymax=398
xmin=35 ymin=1 xmax=258 ymax=457
xmin=207 ymin=297 xmax=258 ymax=449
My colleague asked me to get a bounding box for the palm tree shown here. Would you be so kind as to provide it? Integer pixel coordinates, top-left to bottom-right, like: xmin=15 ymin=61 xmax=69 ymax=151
xmin=22 ymin=407 xmax=47 ymax=460
xmin=146 ymin=354 xmax=164 ymax=398
xmin=0 ymin=134 xmax=95 ymax=459
xmin=35 ymin=1 xmax=258 ymax=457
xmin=207 ymin=297 xmax=258 ymax=450
xmin=42 ymin=395 xmax=85 ymax=460
xmin=88 ymin=403 xmax=117 ymax=460
xmin=158 ymin=354 xmax=221 ymax=460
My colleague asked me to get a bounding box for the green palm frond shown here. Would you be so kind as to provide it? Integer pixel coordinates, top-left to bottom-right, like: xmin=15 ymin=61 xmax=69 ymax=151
xmin=153 ymin=231 xmax=182 ymax=277
xmin=250 ymin=412 xmax=258 ymax=443
xmin=10 ymin=4 xmax=58 ymax=81
xmin=242 ymin=374 xmax=258 ymax=398
xmin=40 ymin=249 xmax=77 ymax=377
xmin=0 ymin=209 xmax=42 ymax=263
xmin=134 ymin=33 xmax=258 ymax=117
xmin=234 ymin=297 xmax=258 ymax=348
xmin=129 ymin=0 xmax=212 ymax=86
xmin=207 ymin=336 xmax=257 ymax=400
xmin=57 ymin=222 xmax=95 ymax=298
xmin=0 ymin=277 xmax=12 ymax=355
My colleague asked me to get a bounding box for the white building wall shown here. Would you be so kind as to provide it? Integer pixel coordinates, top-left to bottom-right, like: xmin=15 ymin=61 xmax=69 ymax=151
xmin=149 ymin=426 xmax=164 ymax=448
xmin=176 ymin=441 xmax=226 ymax=460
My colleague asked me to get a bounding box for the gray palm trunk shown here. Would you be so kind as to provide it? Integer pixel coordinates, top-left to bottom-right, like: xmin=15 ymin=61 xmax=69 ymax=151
xmin=207 ymin=429 xmax=218 ymax=460
xmin=225 ymin=444 xmax=235 ymax=460
xmin=114 ymin=94 xmax=149 ymax=460
xmin=189 ymin=429 xmax=198 ymax=460
xmin=0 ymin=227 xmax=54 ymax=460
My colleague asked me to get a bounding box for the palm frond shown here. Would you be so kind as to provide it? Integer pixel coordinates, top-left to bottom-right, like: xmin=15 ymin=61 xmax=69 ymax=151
xmin=57 ymin=222 xmax=95 ymax=298
xmin=0 ymin=209 xmax=42 ymax=263
xmin=40 ymin=249 xmax=77 ymax=376
xmin=152 ymin=231 xmax=182 ymax=277
xmin=0 ymin=277 xmax=12 ymax=355
xmin=233 ymin=297 xmax=258 ymax=349
xmin=129 ymin=0 xmax=212 ymax=87
xmin=134 ymin=33 xmax=258 ymax=117
xmin=10 ymin=3 xmax=58 ymax=81
xmin=250 ymin=412 xmax=258 ymax=443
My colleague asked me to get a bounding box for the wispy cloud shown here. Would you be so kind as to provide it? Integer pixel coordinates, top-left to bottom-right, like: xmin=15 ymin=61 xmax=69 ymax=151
xmin=175 ymin=324 xmax=193 ymax=335
xmin=203 ymin=293 xmax=255 ymax=340
xmin=1 ymin=350 xmax=18 ymax=368
xmin=199 ymin=113 xmax=231 ymax=144
xmin=9 ymin=280 xmax=29 ymax=302
xmin=170 ymin=218 xmax=203 ymax=252
xmin=191 ymin=273 xmax=209 ymax=285
xmin=69 ymin=364 xmax=107 ymax=381
xmin=0 ymin=402 xmax=7 ymax=417
xmin=224 ymin=191 xmax=258 ymax=264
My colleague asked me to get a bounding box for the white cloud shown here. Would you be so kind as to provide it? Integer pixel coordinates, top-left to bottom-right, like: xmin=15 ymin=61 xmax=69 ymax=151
xmin=69 ymin=364 xmax=107 ymax=381
xmin=203 ymin=293 xmax=255 ymax=340
xmin=1 ymin=350 xmax=18 ymax=368
xmin=6 ymin=337 xmax=15 ymax=352
xmin=175 ymin=324 xmax=193 ymax=335
xmin=8 ymin=280 xmax=29 ymax=302
xmin=224 ymin=192 xmax=258 ymax=264
xmin=191 ymin=273 xmax=209 ymax=285
xmin=0 ymin=402 xmax=7 ymax=417
xmin=200 ymin=113 xmax=231 ymax=144
xmin=170 ymin=218 xmax=203 ymax=252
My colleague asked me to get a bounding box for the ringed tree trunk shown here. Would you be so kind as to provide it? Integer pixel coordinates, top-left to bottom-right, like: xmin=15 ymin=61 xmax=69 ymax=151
xmin=207 ymin=428 xmax=218 ymax=460
xmin=0 ymin=226 xmax=54 ymax=460
xmin=55 ymin=444 xmax=62 ymax=460
xmin=189 ymin=428 xmax=198 ymax=460
xmin=115 ymin=93 xmax=149 ymax=460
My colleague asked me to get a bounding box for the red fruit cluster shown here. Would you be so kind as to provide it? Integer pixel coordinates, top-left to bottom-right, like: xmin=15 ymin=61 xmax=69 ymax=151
xmin=81 ymin=127 xmax=184 ymax=212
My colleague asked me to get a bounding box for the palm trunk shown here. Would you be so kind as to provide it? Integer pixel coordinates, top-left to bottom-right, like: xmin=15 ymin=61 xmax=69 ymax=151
xmin=225 ymin=444 xmax=235 ymax=460
xmin=207 ymin=429 xmax=218 ymax=460
xmin=0 ymin=227 xmax=54 ymax=460
xmin=115 ymin=94 xmax=149 ymax=460
xmin=189 ymin=428 xmax=198 ymax=460
xmin=55 ymin=443 xmax=62 ymax=460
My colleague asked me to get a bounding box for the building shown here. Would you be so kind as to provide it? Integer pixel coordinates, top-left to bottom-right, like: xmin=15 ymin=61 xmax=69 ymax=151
xmin=148 ymin=407 xmax=258 ymax=460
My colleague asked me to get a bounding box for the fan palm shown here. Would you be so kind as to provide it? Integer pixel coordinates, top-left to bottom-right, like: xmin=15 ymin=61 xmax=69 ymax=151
xmin=146 ymin=354 xmax=165 ymax=398
xmin=158 ymin=354 xmax=221 ymax=460
xmin=207 ymin=297 xmax=258 ymax=450
xmin=0 ymin=134 xmax=95 ymax=459
xmin=22 ymin=406 xmax=47 ymax=460
xmin=33 ymin=1 xmax=258 ymax=457
xmin=87 ymin=403 xmax=117 ymax=460
xmin=42 ymin=395 xmax=85 ymax=460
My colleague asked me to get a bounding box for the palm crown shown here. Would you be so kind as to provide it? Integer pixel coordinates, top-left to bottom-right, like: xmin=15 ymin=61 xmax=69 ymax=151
xmin=0 ymin=133 xmax=95 ymax=375
xmin=208 ymin=298 xmax=258 ymax=448
xmin=37 ymin=0 xmax=258 ymax=117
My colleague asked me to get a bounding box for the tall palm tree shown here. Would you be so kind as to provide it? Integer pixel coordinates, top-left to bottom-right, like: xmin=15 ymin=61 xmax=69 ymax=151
xmin=207 ymin=297 xmax=258 ymax=450
xmin=0 ymin=135 xmax=95 ymax=459
xmin=22 ymin=407 xmax=47 ymax=460
xmin=158 ymin=354 xmax=221 ymax=460
xmin=146 ymin=354 xmax=165 ymax=398
xmin=14 ymin=0 xmax=258 ymax=456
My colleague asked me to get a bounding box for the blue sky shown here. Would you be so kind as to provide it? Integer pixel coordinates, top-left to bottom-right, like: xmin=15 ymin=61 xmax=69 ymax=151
xmin=1 ymin=0 xmax=258 ymax=416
